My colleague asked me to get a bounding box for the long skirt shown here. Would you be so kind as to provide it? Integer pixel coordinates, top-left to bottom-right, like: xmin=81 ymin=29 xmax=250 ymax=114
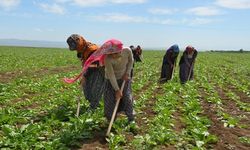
xmin=83 ymin=67 xmax=105 ymax=109
xmin=160 ymin=55 xmax=174 ymax=80
xmin=104 ymin=79 xmax=134 ymax=122
xmin=179 ymin=60 xmax=194 ymax=84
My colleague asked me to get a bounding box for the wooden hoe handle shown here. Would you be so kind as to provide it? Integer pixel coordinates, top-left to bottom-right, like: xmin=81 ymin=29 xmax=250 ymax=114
xmin=106 ymin=81 xmax=126 ymax=136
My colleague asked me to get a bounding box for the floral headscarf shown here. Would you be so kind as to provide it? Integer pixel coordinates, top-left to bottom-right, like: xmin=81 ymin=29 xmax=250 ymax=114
xmin=186 ymin=45 xmax=194 ymax=53
xmin=63 ymin=39 xmax=123 ymax=84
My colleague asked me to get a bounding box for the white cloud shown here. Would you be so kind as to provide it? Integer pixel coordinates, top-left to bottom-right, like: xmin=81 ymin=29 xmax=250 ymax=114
xmin=215 ymin=0 xmax=250 ymax=9
xmin=0 ymin=0 xmax=20 ymax=10
xmin=39 ymin=3 xmax=65 ymax=15
xmin=158 ymin=19 xmax=177 ymax=25
xmin=72 ymin=0 xmax=105 ymax=7
xmin=5 ymin=12 xmax=34 ymax=18
xmin=148 ymin=8 xmax=178 ymax=15
xmin=72 ymin=0 xmax=146 ymax=7
xmin=91 ymin=13 xmax=215 ymax=26
xmin=187 ymin=6 xmax=222 ymax=16
xmin=34 ymin=28 xmax=42 ymax=32
xmin=34 ymin=28 xmax=55 ymax=32
xmin=111 ymin=0 xmax=146 ymax=4
xmin=54 ymin=0 xmax=71 ymax=3
xmin=92 ymin=13 xmax=148 ymax=23
xmin=185 ymin=18 xmax=215 ymax=26
xmin=91 ymin=13 xmax=180 ymax=25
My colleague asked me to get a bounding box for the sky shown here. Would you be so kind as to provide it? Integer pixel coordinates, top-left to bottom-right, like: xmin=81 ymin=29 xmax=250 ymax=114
xmin=0 ymin=0 xmax=250 ymax=50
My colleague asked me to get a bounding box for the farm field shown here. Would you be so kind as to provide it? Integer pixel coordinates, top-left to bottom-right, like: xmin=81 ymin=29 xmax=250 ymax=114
xmin=0 ymin=46 xmax=250 ymax=149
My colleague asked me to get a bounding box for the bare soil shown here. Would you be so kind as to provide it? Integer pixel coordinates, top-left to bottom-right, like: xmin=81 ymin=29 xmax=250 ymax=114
xmin=216 ymin=87 xmax=250 ymax=128
xmin=0 ymin=65 xmax=78 ymax=83
xmin=200 ymin=88 xmax=250 ymax=150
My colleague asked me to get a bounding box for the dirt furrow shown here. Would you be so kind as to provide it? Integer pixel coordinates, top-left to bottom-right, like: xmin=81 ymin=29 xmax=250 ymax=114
xmin=216 ymin=87 xmax=250 ymax=127
xmin=228 ymin=85 xmax=250 ymax=104
xmin=0 ymin=65 xmax=79 ymax=83
xmin=200 ymin=89 xmax=250 ymax=150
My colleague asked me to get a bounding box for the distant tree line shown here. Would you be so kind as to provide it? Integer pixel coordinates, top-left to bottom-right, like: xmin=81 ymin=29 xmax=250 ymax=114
xmin=210 ymin=49 xmax=249 ymax=53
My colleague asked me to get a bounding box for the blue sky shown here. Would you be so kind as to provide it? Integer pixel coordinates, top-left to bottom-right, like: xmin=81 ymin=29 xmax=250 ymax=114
xmin=0 ymin=0 xmax=250 ymax=50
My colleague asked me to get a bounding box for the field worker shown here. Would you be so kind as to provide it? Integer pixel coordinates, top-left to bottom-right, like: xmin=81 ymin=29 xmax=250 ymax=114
xmin=129 ymin=45 xmax=135 ymax=51
xmin=102 ymin=39 xmax=135 ymax=123
xmin=65 ymin=34 xmax=105 ymax=110
xmin=159 ymin=44 xmax=180 ymax=83
xmin=133 ymin=45 xmax=142 ymax=62
xmin=130 ymin=45 xmax=143 ymax=79
xmin=129 ymin=45 xmax=142 ymax=62
xmin=179 ymin=45 xmax=198 ymax=84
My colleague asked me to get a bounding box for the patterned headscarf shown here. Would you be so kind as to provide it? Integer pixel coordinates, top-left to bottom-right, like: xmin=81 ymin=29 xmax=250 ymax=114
xmin=67 ymin=34 xmax=88 ymax=51
xmin=63 ymin=39 xmax=123 ymax=83
xmin=186 ymin=45 xmax=194 ymax=53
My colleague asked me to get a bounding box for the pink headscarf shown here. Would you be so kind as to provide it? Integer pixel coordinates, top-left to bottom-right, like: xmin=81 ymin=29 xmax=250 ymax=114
xmin=63 ymin=39 xmax=123 ymax=84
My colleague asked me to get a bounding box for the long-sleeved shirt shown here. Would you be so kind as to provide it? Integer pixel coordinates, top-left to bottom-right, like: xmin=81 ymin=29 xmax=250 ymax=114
xmin=104 ymin=47 xmax=134 ymax=91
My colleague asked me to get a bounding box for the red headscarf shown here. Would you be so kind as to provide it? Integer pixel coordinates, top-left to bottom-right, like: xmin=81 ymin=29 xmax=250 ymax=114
xmin=186 ymin=45 xmax=194 ymax=54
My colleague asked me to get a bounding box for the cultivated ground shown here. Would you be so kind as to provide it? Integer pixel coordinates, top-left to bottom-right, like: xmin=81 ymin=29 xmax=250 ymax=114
xmin=0 ymin=46 xmax=249 ymax=149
